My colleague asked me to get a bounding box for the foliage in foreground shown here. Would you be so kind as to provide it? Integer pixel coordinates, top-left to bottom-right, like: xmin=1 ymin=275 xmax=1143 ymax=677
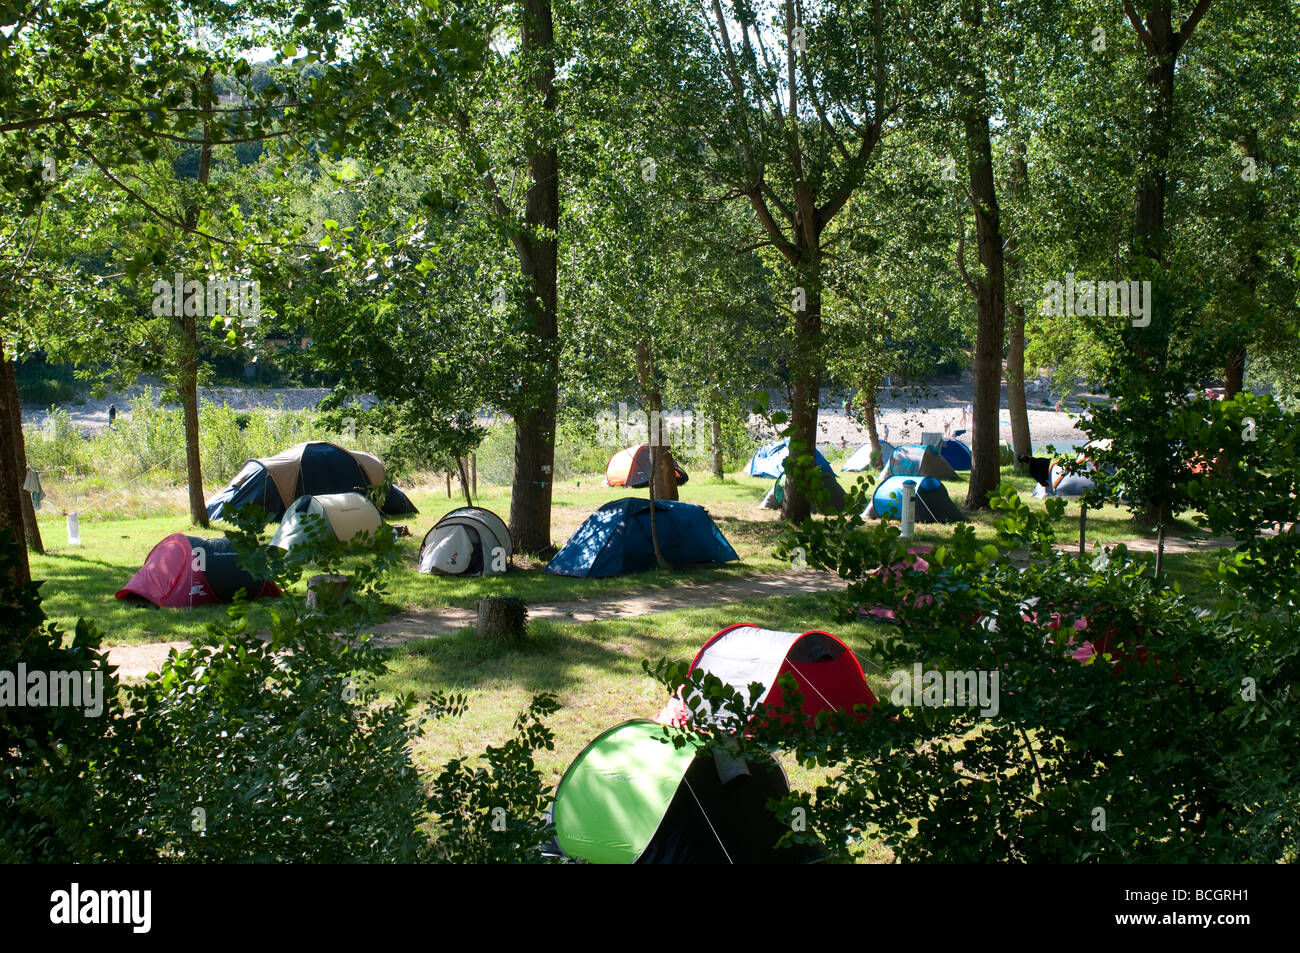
xmin=0 ymin=509 xmax=557 ymax=863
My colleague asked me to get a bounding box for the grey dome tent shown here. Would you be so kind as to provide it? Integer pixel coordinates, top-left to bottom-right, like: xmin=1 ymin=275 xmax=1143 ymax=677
xmin=418 ymin=506 xmax=512 ymax=576
xmin=877 ymin=445 xmax=959 ymax=483
xmin=270 ymin=492 xmax=385 ymax=551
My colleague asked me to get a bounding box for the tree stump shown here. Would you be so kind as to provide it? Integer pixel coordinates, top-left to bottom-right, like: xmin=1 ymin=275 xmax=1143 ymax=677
xmin=306 ymin=573 xmax=350 ymax=610
xmin=477 ymin=596 xmax=528 ymax=644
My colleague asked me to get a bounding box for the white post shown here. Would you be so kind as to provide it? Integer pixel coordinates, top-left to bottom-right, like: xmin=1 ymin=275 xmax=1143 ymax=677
xmin=900 ymin=480 xmax=916 ymax=538
xmin=66 ymin=511 xmax=81 ymax=546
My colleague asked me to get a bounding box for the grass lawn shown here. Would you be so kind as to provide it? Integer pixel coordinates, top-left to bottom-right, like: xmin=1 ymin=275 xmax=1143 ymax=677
xmin=29 ymin=466 xmax=1218 ymax=645
xmin=374 ymin=591 xmax=898 ymax=863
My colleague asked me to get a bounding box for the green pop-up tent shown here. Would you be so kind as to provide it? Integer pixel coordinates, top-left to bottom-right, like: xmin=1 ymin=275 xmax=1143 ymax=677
xmin=552 ymin=719 xmax=818 ymax=864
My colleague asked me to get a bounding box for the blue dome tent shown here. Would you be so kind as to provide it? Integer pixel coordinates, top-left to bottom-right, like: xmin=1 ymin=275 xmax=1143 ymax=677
xmin=545 ymin=498 xmax=739 ymax=578
xmin=864 ymin=475 xmax=965 ymax=523
xmin=938 ymin=438 xmax=972 ymax=471
xmin=745 ymin=438 xmax=833 ymax=479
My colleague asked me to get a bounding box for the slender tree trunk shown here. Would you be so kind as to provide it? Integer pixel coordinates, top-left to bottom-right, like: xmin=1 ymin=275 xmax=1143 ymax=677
xmin=634 ymin=341 xmax=677 ymax=501
xmin=507 ymin=0 xmax=560 ymax=554
xmin=180 ymin=70 xmax=213 ymax=529
xmin=860 ymin=383 xmax=882 ymax=468
xmin=961 ymin=30 xmax=1006 ymax=512
xmin=2 ymin=360 xmax=42 ymax=552
xmin=456 ymin=455 xmax=473 ymax=507
xmin=0 ymin=343 xmax=31 ymax=587
xmin=1005 ymin=137 xmax=1031 ymax=475
xmin=782 ymin=263 xmax=821 ymax=524
xmin=709 ymin=384 xmax=724 ymax=478
xmin=1224 ymin=351 xmax=1245 ymax=398
xmin=711 ymin=412 xmax=723 ymax=478
xmin=1125 ymin=4 xmax=1210 ymax=527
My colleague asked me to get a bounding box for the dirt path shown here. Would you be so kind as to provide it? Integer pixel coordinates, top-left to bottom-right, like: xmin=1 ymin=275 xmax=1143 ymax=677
xmin=104 ymin=570 xmax=849 ymax=679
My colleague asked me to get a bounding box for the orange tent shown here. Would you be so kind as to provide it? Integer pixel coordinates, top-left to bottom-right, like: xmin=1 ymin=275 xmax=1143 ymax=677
xmin=604 ymin=445 xmax=688 ymax=488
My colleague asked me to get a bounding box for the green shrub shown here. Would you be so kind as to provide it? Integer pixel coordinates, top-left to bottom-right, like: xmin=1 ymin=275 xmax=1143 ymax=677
xmin=24 ymin=408 xmax=90 ymax=477
xmin=0 ymin=510 xmax=560 ymax=863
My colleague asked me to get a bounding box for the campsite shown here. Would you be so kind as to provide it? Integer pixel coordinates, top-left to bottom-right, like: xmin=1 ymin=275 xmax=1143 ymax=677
xmin=3 ymin=0 xmax=1298 ymax=894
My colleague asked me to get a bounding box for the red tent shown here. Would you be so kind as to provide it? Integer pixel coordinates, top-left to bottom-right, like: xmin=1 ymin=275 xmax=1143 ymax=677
xmin=116 ymin=533 xmax=281 ymax=608
xmin=656 ymin=623 xmax=877 ymax=728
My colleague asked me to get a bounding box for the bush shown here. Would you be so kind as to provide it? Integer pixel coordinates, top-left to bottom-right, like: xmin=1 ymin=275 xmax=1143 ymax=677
xmin=754 ymin=478 xmax=1300 ymax=862
xmin=0 ymin=510 xmax=560 ymax=863
xmin=24 ymin=408 xmax=90 ymax=477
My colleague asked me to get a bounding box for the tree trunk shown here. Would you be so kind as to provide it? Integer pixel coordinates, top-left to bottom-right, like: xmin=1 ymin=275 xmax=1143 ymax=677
xmin=2 ymin=359 xmax=42 ymax=552
xmin=456 ymin=455 xmax=473 ymax=507
xmin=180 ymin=69 xmax=213 ymax=529
xmin=0 ymin=343 xmax=31 ymax=588
xmin=711 ymin=408 xmax=724 ymax=478
xmin=961 ymin=59 xmax=1007 ymax=512
xmin=507 ymin=0 xmax=560 ymax=555
xmin=860 ymin=383 xmax=882 ymax=468
xmin=782 ymin=265 xmax=821 ymax=524
xmin=1224 ymin=350 xmax=1245 ymax=398
xmin=1005 ymin=136 xmax=1031 ymax=475
xmin=647 ymin=436 xmax=670 ymax=564
xmin=1124 ymin=4 xmax=1211 ymax=527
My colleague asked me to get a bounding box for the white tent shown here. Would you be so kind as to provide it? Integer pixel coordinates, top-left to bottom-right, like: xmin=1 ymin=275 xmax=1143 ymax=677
xmin=270 ymin=492 xmax=384 ymax=551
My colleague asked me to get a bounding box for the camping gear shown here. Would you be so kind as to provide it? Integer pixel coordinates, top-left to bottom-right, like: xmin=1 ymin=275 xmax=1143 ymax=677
xmin=605 ymin=445 xmax=688 ymax=488
xmin=116 ymin=533 xmax=281 ymax=608
xmin=757 ymin=469 xmax=847 ymax=513
xmin=552 ymin=719 xmax=819 ymax=864
xmin=205 ymin=441 xmax=417 ymax=522
xmin=938 ymin=438 xmax=972 ymax=471
xmin=545 ymin=497 xmax=738 ymax=578
xmin=418 ymin=506 xmax=512 ymax=576
xmin=876 ymin=445 xmax=959 ymax=483
xmin=865 ymin=475 xmax=964 ymax=523
xmin=842 ymin=440 xmax=895 ymax=473
xmin=270 ymin=492 xmax=384 ymax=551
xmin=655 ymin=624 xmax=876 ymax=729
xmin=745 ymin=438 xmax=833 ymax=479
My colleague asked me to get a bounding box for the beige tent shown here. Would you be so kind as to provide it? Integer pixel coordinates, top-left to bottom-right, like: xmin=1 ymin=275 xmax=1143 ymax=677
xmin=270 ymin=492 xmax=384 ymax=551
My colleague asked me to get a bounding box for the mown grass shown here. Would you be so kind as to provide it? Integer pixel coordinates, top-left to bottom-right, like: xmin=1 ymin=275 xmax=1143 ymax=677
xmin=373 ymin=591 xmax=898 ymax=863
xmin=29 ymin=463 xmax=1222 ymax=646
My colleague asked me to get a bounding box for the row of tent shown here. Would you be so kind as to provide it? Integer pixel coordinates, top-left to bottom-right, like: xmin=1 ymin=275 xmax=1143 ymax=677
xmin=552 ymin=623 xmax=878 ymax=863
xmin=119 ymin=438 xmax=744 ymax=605
xmin=745 ymin=437 xmax=970 ymax=524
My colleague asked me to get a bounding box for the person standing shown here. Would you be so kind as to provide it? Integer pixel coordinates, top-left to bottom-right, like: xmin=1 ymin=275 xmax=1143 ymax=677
xmin=108 ymin=403 xmax=117 ymax=429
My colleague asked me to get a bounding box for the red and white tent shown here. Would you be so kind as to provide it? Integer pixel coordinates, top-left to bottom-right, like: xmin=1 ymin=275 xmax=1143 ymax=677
xmin=656 ymin=623 xmax=877 ymax=728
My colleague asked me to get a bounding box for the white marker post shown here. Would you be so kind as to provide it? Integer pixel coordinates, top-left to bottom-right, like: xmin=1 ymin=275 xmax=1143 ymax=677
xmin=66 ymin=511 xmax=81 ymax=546
xmin=900 ymin=480 xmax=916 ymax=538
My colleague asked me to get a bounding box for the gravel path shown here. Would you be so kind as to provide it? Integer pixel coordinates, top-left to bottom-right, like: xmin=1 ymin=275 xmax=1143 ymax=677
xmin=104 ymin=570 xmax=849 ymax=679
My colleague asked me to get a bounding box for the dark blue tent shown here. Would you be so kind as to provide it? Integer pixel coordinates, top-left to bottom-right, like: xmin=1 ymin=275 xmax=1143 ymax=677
xmin=206 ymin=441 xmax=417 ymax=522
xmin=546 ymin=498 xmax=739 ymax=578
xmin=745 ymin=439 xmax=833 ymax=479
xmin=939 ymin=438 xmax=973 ymax=471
